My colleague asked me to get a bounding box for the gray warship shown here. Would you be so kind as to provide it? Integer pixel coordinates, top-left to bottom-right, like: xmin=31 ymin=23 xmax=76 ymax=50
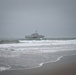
xmin=25 ymin=31 xmax=44 ymax=40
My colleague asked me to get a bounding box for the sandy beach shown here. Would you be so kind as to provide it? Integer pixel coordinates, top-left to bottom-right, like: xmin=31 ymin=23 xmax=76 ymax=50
xmin=0 ymin=55 xmax=76 ymax=75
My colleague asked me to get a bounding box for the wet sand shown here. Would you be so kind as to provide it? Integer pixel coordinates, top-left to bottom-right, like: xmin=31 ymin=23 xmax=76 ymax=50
xmin=0 ymin=55 xmax=76 ymax=75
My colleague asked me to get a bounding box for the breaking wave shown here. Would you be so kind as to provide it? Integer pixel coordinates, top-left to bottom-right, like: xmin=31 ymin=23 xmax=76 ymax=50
xmin=0 ymin=39 xmax=76 ymax=71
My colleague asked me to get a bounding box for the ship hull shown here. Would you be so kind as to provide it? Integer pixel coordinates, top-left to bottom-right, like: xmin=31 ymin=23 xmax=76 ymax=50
xmin=25 ymin=36 xmax=44 ymax=40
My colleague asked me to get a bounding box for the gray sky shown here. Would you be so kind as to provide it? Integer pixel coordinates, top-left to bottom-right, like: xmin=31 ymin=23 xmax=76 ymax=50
xmin=0 ymin=0 xmax=76 ymax=39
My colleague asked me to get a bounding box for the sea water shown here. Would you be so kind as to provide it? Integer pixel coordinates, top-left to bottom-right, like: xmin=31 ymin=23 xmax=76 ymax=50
xmin=0 ymin=39 xmax=76 ymax=71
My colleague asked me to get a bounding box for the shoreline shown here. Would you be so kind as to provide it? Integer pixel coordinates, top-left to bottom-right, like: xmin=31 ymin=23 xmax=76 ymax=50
xmin=0 ymin=55 xmax=76 ymax=75
xmin=0 ymin=55 xmax=65 ymax=72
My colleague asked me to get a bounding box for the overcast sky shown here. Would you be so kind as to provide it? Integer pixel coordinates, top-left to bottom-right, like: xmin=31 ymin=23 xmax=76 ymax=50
xmin=0 ymin=0 xmax=76 ymax=39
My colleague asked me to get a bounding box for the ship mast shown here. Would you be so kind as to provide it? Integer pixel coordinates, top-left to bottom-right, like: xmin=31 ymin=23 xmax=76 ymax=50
xmin=36 ymin=30 xmax=37 ymax=33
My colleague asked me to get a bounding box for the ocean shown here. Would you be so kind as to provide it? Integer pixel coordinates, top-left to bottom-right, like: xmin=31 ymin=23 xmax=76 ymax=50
xmin=0 ymin=38 xmax=76 ymax=71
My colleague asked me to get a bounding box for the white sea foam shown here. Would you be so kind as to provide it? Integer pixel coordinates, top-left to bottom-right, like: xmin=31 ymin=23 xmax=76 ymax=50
xmin=0 ymin=66 xmax=11 ymax=71
xmin=0 ymin=39 xmax=76 ymax=48
xmin=0 ymin=39 xmax=76 ymax=71
xmin=27 ymin=56 xmax=63 ymax=69
xmin=0 ymin=39 xmax=76 ymax=57
xmin=39 ymin=63 xmax=44 ymax=66
xmin=41 ymin=56 xmax=63 ymax=66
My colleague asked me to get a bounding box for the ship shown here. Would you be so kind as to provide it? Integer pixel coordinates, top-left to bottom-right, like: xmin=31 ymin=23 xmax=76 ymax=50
xmin=25 ymin=31 xmax=44 ymax=40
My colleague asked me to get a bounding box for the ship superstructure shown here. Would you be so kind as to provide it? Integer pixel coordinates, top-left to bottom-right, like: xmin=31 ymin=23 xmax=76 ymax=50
xmin=25 ymin=31 xmax=44 ymax=39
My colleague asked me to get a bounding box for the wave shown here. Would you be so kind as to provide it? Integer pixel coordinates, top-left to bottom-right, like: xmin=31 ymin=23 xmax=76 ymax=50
xmin=0 ymin=39 xmax=76 ymax=72
xmin=39 ymin=56 xmax=63 ymax=67
xmin=10 ymin=56 xmax=64 ymax=70
xmin=5 ymin=56 xmax=63 ymax=71
xmin=0 ymin=67 xmax=10 ymax=71
xmin=0 ymin=39 xmax=76 ymax=45
xmin=0 ymin=39 xmax=76 ymax=56
xmin=0 ymin=64 xmax=11 ymax=72
xmin=0 ymin=54 xmax=76 ymax=71
xmin=19 ymin=39 xmax=76 ymax=45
